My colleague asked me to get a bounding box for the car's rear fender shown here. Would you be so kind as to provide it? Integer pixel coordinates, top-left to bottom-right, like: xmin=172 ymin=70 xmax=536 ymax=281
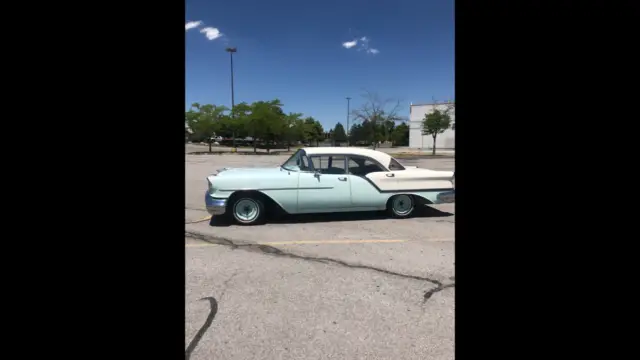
xmin=386 ymin=190 xmax=454 ymax=206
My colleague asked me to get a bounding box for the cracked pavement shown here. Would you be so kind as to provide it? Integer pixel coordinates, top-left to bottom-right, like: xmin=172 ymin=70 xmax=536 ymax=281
xmin=186 ymin=154 xmax=455 ymax=360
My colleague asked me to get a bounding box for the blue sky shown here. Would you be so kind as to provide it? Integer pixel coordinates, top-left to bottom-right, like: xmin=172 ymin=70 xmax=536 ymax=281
xmin=185 ymin=0 xmax=454 ymax=130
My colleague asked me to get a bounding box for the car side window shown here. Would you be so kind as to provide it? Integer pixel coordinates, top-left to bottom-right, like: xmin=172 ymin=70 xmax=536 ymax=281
xmin=388 ymin=158 xmax=405 ymax=171
xmin=309 ymin=155 xmax=347 ymax=175
xmin=299 ymin=154 xmax=311 ymax=171
xmin=348 ymin=156 xmax=385 ymax=176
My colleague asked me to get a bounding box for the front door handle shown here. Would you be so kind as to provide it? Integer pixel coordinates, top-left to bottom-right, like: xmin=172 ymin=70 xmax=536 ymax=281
xmin=386 ymin=173 xmax=395 ymax=177
xmin=338 ymin=177 xmax=347 ymax=181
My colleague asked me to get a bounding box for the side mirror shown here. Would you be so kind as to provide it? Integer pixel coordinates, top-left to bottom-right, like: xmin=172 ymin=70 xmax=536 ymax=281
xmin=314 ymin=170 xmax=321 ymax=178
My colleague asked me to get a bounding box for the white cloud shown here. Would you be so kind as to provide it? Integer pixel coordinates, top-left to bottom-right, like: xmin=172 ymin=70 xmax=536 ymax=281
xmin=342 ymin=35 xmax=379 ymax=55
xmin=342 ymin=39 xmax=358 ymax=49
xmin=200 ymin=27 xmax=223 ymax=40
xmin=185 ymin=21 xmax=202 ymax=31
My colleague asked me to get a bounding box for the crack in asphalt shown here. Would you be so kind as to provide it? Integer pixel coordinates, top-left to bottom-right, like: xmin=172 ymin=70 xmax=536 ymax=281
xmin=184 ymin=273 xmax=237 ymax=359
xmin=219 ymin=271 xmax=238 ymax=299
xmin=423 ymin=283 xmax=456 ymax=302
xmin=185 ymin=230 xmax=455 ymax=302
xmin=185 ymin=296 xmax=218 ymax=360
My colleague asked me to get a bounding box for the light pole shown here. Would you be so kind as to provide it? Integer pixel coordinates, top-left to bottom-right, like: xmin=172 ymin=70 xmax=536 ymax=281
xmin=346 ymin=97 xmax=351 ymax=146
xmin=226 ymin=47 xmax=237 ymax=148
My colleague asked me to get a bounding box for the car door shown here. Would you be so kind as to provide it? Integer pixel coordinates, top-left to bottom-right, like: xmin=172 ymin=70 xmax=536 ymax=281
xmin=297 ymin=155 xmax=352 ymax=212
xmin=346 ymin=156 xmax=396 ymax=208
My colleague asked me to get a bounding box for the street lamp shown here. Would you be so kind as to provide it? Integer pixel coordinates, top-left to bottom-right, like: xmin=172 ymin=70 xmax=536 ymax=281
xmin=225 ymin=47 xmax=237 ymax=148
xmin=346 ymin=97 xmax=351 ymax=147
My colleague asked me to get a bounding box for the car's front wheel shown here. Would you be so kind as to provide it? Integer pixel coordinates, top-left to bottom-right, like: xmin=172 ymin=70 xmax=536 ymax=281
xmin=387 ymin=194 xmax=415 ymax=218
xmin=230 ymin=196 xmax=265 ymax=225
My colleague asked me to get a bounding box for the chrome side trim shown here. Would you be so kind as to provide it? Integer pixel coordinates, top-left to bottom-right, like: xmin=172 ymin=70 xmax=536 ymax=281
xmin=218 ymin=187 xmax=333 ymax=191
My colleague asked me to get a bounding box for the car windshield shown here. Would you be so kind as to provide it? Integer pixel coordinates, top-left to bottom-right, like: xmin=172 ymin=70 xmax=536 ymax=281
xmin=281 ymin=150 xmax=302 ymax=171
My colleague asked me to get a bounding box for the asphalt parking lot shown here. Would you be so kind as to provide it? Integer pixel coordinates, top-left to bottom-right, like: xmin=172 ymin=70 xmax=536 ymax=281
xmin=185 ymin=153 xmax=455 ymax=360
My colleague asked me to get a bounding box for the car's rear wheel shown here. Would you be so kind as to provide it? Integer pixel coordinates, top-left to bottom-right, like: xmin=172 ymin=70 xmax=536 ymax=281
xmin=388 ymin=194 xmax=415 ymax=218
xmin=231 ymin=196 xmax=265 ymax=225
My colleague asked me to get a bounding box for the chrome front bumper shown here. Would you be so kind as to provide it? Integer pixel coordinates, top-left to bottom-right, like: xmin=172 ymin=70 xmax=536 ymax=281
xmin=435 ymin=190 xmax=455 ymax=204
xmin=205 ymin=192 xmax=227 ymax=215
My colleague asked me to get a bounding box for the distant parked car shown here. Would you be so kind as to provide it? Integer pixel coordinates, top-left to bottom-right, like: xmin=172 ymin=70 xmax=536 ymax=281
xmin=205 ymin=147 xmax=455 ymax=225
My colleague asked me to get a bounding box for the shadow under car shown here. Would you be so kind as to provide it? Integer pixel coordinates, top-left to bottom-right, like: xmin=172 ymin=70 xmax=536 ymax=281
xmin=208 ymin=205 xmax=454 ymax=227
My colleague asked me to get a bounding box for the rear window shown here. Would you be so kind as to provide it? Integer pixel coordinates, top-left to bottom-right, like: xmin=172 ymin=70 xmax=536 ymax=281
xmin=389 ymin=158 xmax=405 ymax=170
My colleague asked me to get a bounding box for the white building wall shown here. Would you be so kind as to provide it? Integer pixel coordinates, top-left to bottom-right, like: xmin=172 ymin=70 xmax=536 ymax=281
xmin=408 ymin=103 xmax=455 ymax=149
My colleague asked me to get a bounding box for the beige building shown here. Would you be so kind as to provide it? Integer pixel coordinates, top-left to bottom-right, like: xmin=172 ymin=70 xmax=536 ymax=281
xmin=408 ymin=102 xmax=455 ymax=149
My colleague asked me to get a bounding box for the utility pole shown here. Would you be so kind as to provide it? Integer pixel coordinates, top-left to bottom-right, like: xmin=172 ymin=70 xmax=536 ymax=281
xmin=346 ymin=97 xmax=351 ymax=147
xmin=226 ymin=47 xmax=237 ymax=148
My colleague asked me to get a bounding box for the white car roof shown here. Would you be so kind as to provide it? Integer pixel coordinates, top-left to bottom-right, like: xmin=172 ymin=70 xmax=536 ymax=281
xmin=302 ymin=147 xmax=392 ymax=168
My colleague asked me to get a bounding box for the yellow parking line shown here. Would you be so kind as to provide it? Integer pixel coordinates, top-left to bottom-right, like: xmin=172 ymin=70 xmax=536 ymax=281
xmin=185 ymin=243 xmax=218 ymax=247
xmin=185 ymin=215 xmax=212 ymax=224
xmin=185 ymin=239 xmax=407 ymax=247
xmin=258 ymin=239 xmax=407 ymax=245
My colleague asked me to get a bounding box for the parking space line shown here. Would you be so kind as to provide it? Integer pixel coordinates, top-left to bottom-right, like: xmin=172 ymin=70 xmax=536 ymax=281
xmin=185 ymin=216 xmax=212 ymax=224
xmin=258 ymin=240 xmax=407 ymax=245
xmin=185 ymin=243 xmax=218 ymax=247
xmin=185 ymin=239 xmax=407 ymax=247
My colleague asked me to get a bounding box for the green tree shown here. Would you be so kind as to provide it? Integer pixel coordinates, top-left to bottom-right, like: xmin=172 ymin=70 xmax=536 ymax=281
xmin=351 ymin=91 xmax=406 ymax=149
xmin=381 ymin=120 xmax=396 ymax=143
xmin=247 ymin=99 xmax=285 ymax=153
xmin=390 ymin=122 xmax=410 ymax=146
xmin=220 ymin=102 xmax=252 ymax=143
xmin=421 ymin=107 xmax=452 ymax=155
xmin=360 ymin=120 xmax=376 ymax=146
xmin=185 ymin=109 xmax=199 ymax=142
xmin=283 ymin=112 xmax=303 ymax=151
xmin=348 ymin=123 xmax=363 ymax=145
xmin=332 ymin=122 xmax=348 ymax=144
xmin=292 ymin=118 xmax=308 ymax=144
xmin=185 ymin=103 xmax=228 ymax=152
xmin=303 ymin=117 xmax=324 ymax=146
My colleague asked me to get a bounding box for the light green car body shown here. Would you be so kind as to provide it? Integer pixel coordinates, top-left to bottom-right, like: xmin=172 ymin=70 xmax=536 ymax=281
xmin=205 ymin=148 xmax=454 ymax=218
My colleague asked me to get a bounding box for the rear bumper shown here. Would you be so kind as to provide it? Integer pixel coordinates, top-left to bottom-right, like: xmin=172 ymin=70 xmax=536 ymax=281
xmin=435 ymin=190 xmax=455 ymax=204
xmin=205 ymin=192 xmax=227 ymax=215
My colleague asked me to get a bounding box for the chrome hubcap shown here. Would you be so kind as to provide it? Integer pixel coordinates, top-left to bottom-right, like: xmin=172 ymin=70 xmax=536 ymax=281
xmin=393 ymin=195 xmax=413 ymax=215
xmin=234 ymin=199 xmax=259 ymax=222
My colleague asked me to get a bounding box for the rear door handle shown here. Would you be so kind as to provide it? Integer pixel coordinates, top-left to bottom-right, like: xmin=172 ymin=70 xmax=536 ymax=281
xmin=338 ymin=177 xmax=347 ymax=181
xmin=386 ymin=173 xmax=395 ymax=177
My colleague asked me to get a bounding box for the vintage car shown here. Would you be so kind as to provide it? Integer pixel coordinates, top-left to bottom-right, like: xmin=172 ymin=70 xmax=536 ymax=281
xmin=205 ymin=147 xmax=455 ymax=225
